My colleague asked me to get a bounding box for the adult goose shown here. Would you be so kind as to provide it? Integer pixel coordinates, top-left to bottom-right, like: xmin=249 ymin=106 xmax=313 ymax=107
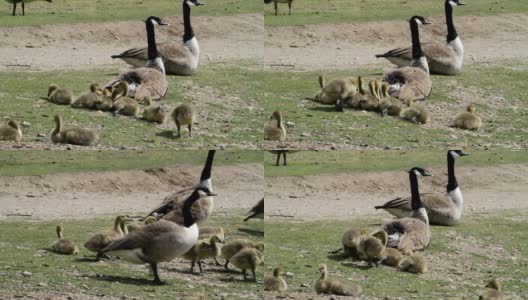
xmin=148 ymin=150 xmax=215 ymax=225
xmin=101 ymin=187 xmax=216 ymax=285
xmin=382 ymin=167 xmax=432 ymax=252
xmin=111 ymin=0 xmax=204 ymax=76
xmin=381 ymin=16 xmax=432 ymax=101
xmin=106 ymin=16 xmax=168 ymax=101
xmin=376 ymin=0 xmax=465 ymax=75
xmin=375 ymin=150 xmax=468 ymax=226
xmin=243 ymin=198 xmax=264 ymax=222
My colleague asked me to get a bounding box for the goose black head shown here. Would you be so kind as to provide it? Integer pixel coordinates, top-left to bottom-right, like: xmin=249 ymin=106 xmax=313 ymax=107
xmin=410 ymin=16 xmax=431 ymax=26
xmin=448 ymin=150 xmax=469 ymax=158
xmin=146 ymin=16 xmax=169 ymax=26
xmin=409 ymin=167 xmax=432 ymax=177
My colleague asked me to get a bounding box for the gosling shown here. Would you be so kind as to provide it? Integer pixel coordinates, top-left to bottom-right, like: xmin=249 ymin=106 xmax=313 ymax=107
xmin=72 ymin=83 xmax=102 ymax=109
xmin=84 ymin=215 xmax=128 ymax=260
xmin=221 ymin=239 xmax=264 ymax=270
xmin=0 ymin=119 xmax=22 ymax=142
xmin=264 ymin=111 xmax=286 ymax=142
xmin=400 ymin=253 xmax=428 ymax=274
xmin=453 ymin=103 xmax=481 ymax=130
xmin=112 ymin=82 xmax=140 ymax=117
xmin=51 ymin=224 xmax=78 ymax=255
xmin=314 ymin=264 xmax=362 ymax=296
xmin=378 ymin=82 xmax=403 ymax=117
xmin=264 ymin=266 xmax=287 ymax=292
xmin=382 ymin=248 xmax=407 ymax=267
xmin=172 ymin=103 xmax=195 ymax=137
xmin=330 ymin=228 xmax=368 ymax=259
xmin=402 ymin=98 xmax=430 ymax=124
xmin=127 ymin=216 xmax=157 ymax=233
xmin=183 ymin=235 xmax=223 ymax=274
xmin=141 ymin=96 xmax=169 ymax=124
xmin=48 ymin=84 xmax=73 ymax=105
xmin=358 ymin=230 xmax=388 ymax=267
xmin=358 ymin=80 xmax=381 ymax=111
xmin=50 ymin=115 xmax=97 ymax=146
xmin=315 ymin=75 xmax=358 ymax=106
xmin=229 ymin=247 xmax=264 ymax=282
xmin=479 ymin=279 xmax=505 ymax=300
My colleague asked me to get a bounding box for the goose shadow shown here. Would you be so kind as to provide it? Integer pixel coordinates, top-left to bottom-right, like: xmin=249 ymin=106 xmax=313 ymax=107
xmin=326 ymin=253 xmax=347 ymax=262
xmin=306 ymin=106 xmax=339 ymax=112
xmin=237 ymin=227 xmax=264 ymax=237
xmin=89 ymin=274 xmax=156 ymax=285
xmin=155 ymin=130 xmax=178 ymax=139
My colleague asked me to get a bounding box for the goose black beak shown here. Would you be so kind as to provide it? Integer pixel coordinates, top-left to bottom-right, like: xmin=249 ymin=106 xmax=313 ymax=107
xmin=196 ymin=1 xmax=205 ymax=5
xmin=423 ymin=171 xmax=432 ymax=177
xmin=159 ymin=21 xmax=169 ymax=26
xmin=208 ymin=192 xmax=218 ymax=197
xmin=458 ymin=1 xmax=466 ymax=6
xmin=459 ymin=151 xmax=469 ymax=156
xmin=424 ymin=20 xmax=432 ymax=25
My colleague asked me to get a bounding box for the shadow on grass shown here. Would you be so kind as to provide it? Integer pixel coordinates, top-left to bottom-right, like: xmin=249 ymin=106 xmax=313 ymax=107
xmin=307 ymin=106 xmax=339 ymax=112
xmin=89 ymin=274 xmax=156 ymax=286
xmin=237 ymin=227 xmax=264 ymax=237
xmin=156 ymin=130 xmax=178 ymax=139
xmin=326 ymin=253 xmax=347 ymax=262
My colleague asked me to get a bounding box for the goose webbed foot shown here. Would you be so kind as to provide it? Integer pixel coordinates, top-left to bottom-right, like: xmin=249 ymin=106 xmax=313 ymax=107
xmin=151 ymin=263 xmax=167 ymax=285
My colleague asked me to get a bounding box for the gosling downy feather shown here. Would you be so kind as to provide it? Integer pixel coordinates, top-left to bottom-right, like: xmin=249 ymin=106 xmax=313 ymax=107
xmin=376 ymin=0 xmax=465 ymax=75
xmin=358 ymin=79 xmax=381 ymax=111
xmin=50 ymin=114 xmax=97 ymax=146
xmin=479 ymin=279 xmax=505 ymax=300
xmin=400 ymin=253 xmax=428 ymax=274
xmin=376 ymin=150 xmax=468 ymax=226
xmin=378 ymin=82 xmax=404 ymax=117
xmin=382 ymin=16 xmax=432 ymax=101
xmin=381 ymin=167 xmax=432 ymax=252
xmin=453 ymin=103 xmax=481 ymax=130
xmin=141 ymin=96 xmax=169 ymax=124
xmin=101 ymin=187 xmax=216 ymax=285
xmin=112 ymin=82 xmax=140 ymax=117
xmin=127 ymin=216 xmax=158 ymax=233
xmin=314 ymin=75 xmax=358 ymax=106
xmin=244 ymin=198 xmax=264 ymax=222
xmin=0 ymin=119 xmax=22 ymax=142
xmin=172 ymin=103 xmax=195 ymax=137
xmin=358 ymin=230 xmax=388 ymax=267
xmin=264 ymin=266 xmax=288 ymax=291
xmin=51 ymin=224 xmax=78 ymax=255
xmin=147 ymin=150 xmax=215 ymax=225
xmin=72 ymin=83 xmax=103 ymax=109
xmin=105 ymin=16 xmax=168 ymax=101
xmin=402 ymin=98 xmax=430 ymax=124
xmin=229 ymin=247 xmax=264 ymax=282
xmin=111 ymin=0 xmax=204 ymax=76
xmin=334 ymin=227 xmax=368 ymax=259
xmin=182 ymin=234 xmax=222 ymax=274
xmin=264 ymin=111 xmax=286 ymax=142
xmin=48 ymin=84 xmax=73 ymax=105
xmin=221 ymin=239 xmax=264 ymax=270
xmin=84 ymin=215 xmax=128 ymax=260
xmin=382 ymin=247 xmax=407 ymax=267
xmin=198 ymin=226 xmax=225 ymax=243
xmin=315 ymin=264 xmax=362 ymax=296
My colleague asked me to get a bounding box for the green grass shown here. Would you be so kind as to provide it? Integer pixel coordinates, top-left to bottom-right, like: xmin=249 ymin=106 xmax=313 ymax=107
xmin=262 ymin=60 xmax=528 ymax=150
xmin=264 ymin=150 xmax=528 ymax=177
xmin=265 ymin=211 xmax=528 ymax=298
xmin=0 ymin=212 xmax=264 ymax=299
xmin=0 ymin=62 xmax=264 ymax=149
xmin=264 ymin=0 xmax=528 ymax=26
xmin=0 ymin=0 xmax=260 ymax=27
xmin=0 ymin=150 xmax=262 ymax=176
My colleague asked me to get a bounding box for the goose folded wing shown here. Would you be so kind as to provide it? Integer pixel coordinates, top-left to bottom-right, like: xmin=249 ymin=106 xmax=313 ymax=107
xmin=102 ymin=221 xmax=174 ymax=252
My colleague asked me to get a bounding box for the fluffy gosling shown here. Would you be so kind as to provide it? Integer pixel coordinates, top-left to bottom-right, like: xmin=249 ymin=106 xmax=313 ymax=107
xmin=50 ymin=115 xmax=97 ymax=146
xmin=229 ymin=247 xmax=264 ymax=282
xmin=172 ymin=103 xmax=195 ymax=137
xmin=378 ymin=82 xmax=404 ymax=117
xmin=358 ymin=230 xmax=388 ymax=267
xmin=0 ymin=119 xmax=22 ymax=142
xmin=400 ymin=253 xmax=428 ymax=274
xmin=314 ymin=264 xmax=362 ymax=296
xmin=51 ymin=224 xmax=78 ymax=255
xmin=141 ymin=96 xmax=169 ymax=124
xmin=72 ymin=83 xmax=102 ymax=109
xmin=84 ymin=215 xmax=129 ymax=260
xmin=479 ymin=279 xmax=505 ymax=300
xmin=264 ymin=266 xmax=287 ymax=292
xmin=221 ymin=239 xmax=264 ymax=270
xmin=453 ymin=103 xmax=481 ymax=130
xmin=402 ymin=98 xmax=430 ymax=124
xmin=112 ymin=82 xmax=140 ymax=117
xmin=183 ymin=235 xmax=223 ymax=274
xmin=264 ymin=111 xmax=286 ymax=142
xmin=48 ymin=84 xmax=73 ymax=105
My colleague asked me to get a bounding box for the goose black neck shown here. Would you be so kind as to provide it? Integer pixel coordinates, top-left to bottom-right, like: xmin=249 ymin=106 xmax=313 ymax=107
xmin=200 ymin=150 xmax=215 ymax=182
xmin=146 ymin=20 xmax=159 ymax=60
xmin=445 ymin=1 xmax=458 ymax=42
xmin=409 ymin=171 xmax=422 ymax=211
xmin=182 ymin=190 xmax=199 ymax=227
xmin=447 ymin=153 xmax=458 ymax=192
xmin=410 ymin=19 xmax=423 ymax=60
xmin=183 ymin=1 xmax=195 ymax=43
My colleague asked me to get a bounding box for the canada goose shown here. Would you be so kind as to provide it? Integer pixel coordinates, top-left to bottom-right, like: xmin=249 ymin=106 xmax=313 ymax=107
xmin=400 ymin=253 xmax=428 ymax=274
xmin=0 ymin=119 xmax=22 ymax=142
xmin=402 ymin=98 xmax=430 ymax=124
xmin=264 ymin=111 xmax=286 ymax=141
xmin=314 ymin=75 xmax=358 ymax=106
xmin=376 ymin=0 xmax=465 ymax=75
xmin=375 ymin=150 xmax=468 ymax=226
xmin=381 ymin=167 xmax=432 ymax=252
xmin=329 ymin=228 xmax=368 ymax=259
xmin=244 ymin=198 xmax=264 ymax=222
xmin=265 ymin=0 xmax=293 ymax=16
xmin=141 ymin=96 xmax=169 ymax=124
xmin=182 ymin=235 xmax=222 ymax=274
xmin=358 ymin=230 xmax=388 ymax=267
xmin=382 ymin=247 xmax=407 ymax=267
xmin=84 ymin=215 xmax=129 ymax=260
xmin=382 ymin=16 xmax=432 ymax=101
xmin=48 ymin=84 xmax=73 ymax=105
xmin=127 ymin=216 xmax=158 ymax=233
xmin=172 ymin=103 xmax=195 ymax=137
xmin=111 ymin=0 xmax=204 ymax=76
xmin=479 ymin=279 xmax=505 ymax=300
xmin=112 ymin=82 xmax=140 ymax=117
xmin=264 ymin=266 xmax=287 ymax=291
xmin=50 ymin=114 xmax=98 ymax=146
xmin=7 ymin=0 xmax=52 ymax=16
xmin=101 ymin=187 xmax=217 ymax=285
xmin=105 ymin=16 xmax=168 ymax=101
xmin=378 ymin=82 xmax=404 ymax=117
xmin=148 ymin=150 xmax=215 ymax=225
xmin=453 ymin=103 xmax=481 ymax=130
xmin=314 ymin=264 xmax=362 ymax=296
xmin=93 ymin=87 xmax=115 ymax=111
xmin=51 ymin=224 xmax=78 ymax=255
xmin=229 ymin=247 xmax=264 ymax=282
xmin=358 ymin=80 xmax=381 ymax=111
xmin=221 ymin=239 xmax=264 ymax=270
xmin=72 ymin=83 xmax=103 ymax=109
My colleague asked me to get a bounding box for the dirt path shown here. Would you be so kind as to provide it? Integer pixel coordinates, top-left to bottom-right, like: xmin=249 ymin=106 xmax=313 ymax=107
xmin=0 ymin=13 xmax=263 ymax=71
xmin=266 ymin=164 xmax=528 ymax=220
xmin=0 ymin=163 xmax=263 ymax=219
xmin=265 ymin=14 xmax=528 ymax=70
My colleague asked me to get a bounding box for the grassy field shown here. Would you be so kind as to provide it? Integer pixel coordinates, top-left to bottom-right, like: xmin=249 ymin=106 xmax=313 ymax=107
xmin=0 ymin=150 xmax=262 ymax=176
xmin=0 ymin=62 xmax=263 ymax=150
xmin=265 ymin=211 xmax=528 ymax=299
xmin=262 ymin=60 xmax=528 ymax=150
xmin=0 ymin=0 xmax=260 ymax=27
xmin=0 ymin=212 xmax=264 ymax=299
xmin=264 ymin=150 xmax=528 ymax=177
xmin=264 ymin=0 xmax=528 ymax=26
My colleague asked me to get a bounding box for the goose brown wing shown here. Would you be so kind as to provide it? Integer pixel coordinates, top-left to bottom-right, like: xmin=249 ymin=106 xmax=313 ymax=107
xmin=102 ymin=220 xmax=177 ymax=252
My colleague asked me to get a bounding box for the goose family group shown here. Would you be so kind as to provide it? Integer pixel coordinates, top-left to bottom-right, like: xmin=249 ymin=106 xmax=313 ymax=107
xmin=47 ymin=150 xmax=264 ymax=285
xmin=264 ymin=0 xmax=482 ymax=145
xmin=1 ymin=0 xmax=206 ymax=145
xmin=264 ymin=150 xmax=506 ymax=299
